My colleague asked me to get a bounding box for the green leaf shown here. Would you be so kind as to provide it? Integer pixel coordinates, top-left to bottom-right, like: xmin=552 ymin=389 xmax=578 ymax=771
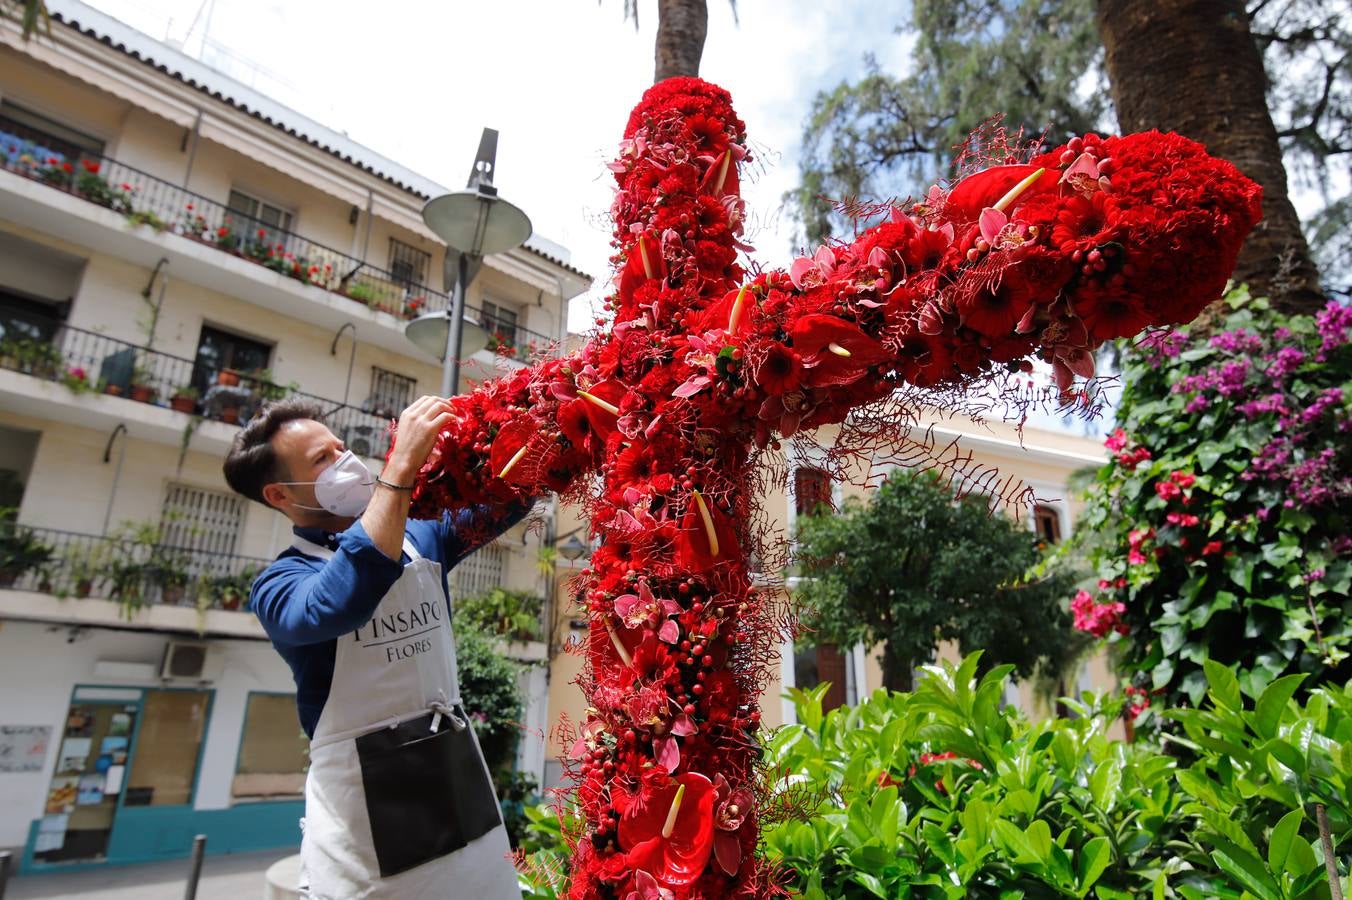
xmin=1266 ymin=808 xmax=1302 ymax=875
xmin=1075 ymin=836 xmax=1111 ymax=895
xmin=1252 ymin=674 xmax=1307 ymax=739
xmin=1210 ymin=842 xmax=1282 ymax=900
xmin=1089 ymin=760 xmax=1122 ymax=813
xmin=1026 ymin=819 xmax=1053 ymax=863
xmin=1197 ymin=443 xmax=1225 ymax=471
xmin=1204 ymin=659 xmax=1243 ymax=711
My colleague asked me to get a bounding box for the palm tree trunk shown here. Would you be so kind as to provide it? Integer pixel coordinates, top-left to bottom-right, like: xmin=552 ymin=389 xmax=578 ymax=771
xmin=654 ymin=0 xmax=708 ymax=82
xmin=1095 ymin=0 xmax=1325 ymax=316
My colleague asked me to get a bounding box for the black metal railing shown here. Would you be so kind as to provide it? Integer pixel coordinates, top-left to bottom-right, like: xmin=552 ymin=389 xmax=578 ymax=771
xmin=0 ymin=316 xmax=396 ymax=458
xmin=0 ymin=521 xmax=272 ymax=614
xmin=0 ymin=120 xmax=557 ymax=360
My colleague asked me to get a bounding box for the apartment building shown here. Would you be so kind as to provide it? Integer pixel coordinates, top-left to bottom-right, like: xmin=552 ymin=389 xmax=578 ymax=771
xmin=0 ymin=2 xmax=588 ymax=872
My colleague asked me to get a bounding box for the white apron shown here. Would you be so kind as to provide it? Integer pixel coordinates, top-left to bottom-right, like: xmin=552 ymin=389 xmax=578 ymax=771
xmin=293 ymin=535 xmax=520 ymax=900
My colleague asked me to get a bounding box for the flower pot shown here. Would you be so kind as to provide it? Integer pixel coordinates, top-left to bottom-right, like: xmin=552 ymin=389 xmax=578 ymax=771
xmin=104 ymin=383 xmax=123 ymax=397
xmin=220 ymin=591 xmax=242 ymax=611
xmin=217 ymin=369 xmax=240 ymax=387
xmin=170 ymin=395 xmax=196 ymax=414
xmin=219 ymin=406 xmax=240 ymax=425
xmin=129 ymin=384 xmax=155 ymax=403
xmin=0 ymin=567 xmax=19 ymax=589
xmin=75 ymin=579 xmax=93 ymax=599
xmin=161 ymin=585 xmax=185 ymax=606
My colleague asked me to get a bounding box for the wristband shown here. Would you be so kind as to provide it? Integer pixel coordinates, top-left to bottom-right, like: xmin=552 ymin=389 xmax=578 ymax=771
xmin=375 ymin=476 xmax=415 ymax=492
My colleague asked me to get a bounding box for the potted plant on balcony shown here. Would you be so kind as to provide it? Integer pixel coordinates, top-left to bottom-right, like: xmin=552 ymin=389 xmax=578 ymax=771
xmin=0 ymin=509 xmax=54 ymax=590
xmin=59 ymin=540 xmax=110 ymax=599
xmin=14 ymin=339 xmax=62 ymax=379
xmin=145 ymin=551 xmax=192 ymax=606
xmin=0 ymin=338 xmax=19 ymax=370
xmin=60 ymin=365 xmax=96 ymax=395
xmin=170 ymin=385 xmax=199 ymax=414
xmin=128 ymin=365 xmax=157 ymax=404
xmin=216 ymin=368 xmax=241 ymax=387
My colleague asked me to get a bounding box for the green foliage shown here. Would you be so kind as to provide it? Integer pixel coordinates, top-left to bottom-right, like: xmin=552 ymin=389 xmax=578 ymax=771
xmin=794 ymin=469 xmax=1081 ymax=690
xmin=761 ymin=653 xmax=1351 ymax=898
xmin=0 ymin=507 xmax=53 ymax=582
xmin=1072 ymin=289 xmax=1351 ymax=708
xmin=457 ymin=586 xmax=546 ymax=643
xmin=455 ymin=626 xmax=526 ymax=771
xmin=790 ymin=0 xmax=1106 ymax=243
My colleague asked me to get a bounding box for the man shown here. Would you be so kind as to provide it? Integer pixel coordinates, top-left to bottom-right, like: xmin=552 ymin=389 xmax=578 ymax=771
xmin=223 ymin=396 xmax=525 ymax=899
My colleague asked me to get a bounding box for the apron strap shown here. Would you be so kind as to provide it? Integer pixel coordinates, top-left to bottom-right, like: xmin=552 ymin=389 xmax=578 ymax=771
xmin=291 ymin=535 xmax=422 ymax=563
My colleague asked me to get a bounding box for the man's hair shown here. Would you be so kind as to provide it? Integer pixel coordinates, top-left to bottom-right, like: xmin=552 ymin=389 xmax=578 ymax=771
xmin=223 ymin=397 xmax=327 ymax=507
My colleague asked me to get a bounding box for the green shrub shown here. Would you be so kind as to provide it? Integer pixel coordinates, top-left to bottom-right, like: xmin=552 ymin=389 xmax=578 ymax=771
xmin=758 ymin=654 xmax=1349 ymax=899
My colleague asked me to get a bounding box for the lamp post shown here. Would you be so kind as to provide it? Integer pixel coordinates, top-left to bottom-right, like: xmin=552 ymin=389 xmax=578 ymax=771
xmin=404 ymin=129 xmax=532 ymax=396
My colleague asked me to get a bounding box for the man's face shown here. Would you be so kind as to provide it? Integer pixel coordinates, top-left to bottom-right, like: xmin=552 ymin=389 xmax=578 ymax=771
xmin=266 ymin=419 xmax=346 ymax=522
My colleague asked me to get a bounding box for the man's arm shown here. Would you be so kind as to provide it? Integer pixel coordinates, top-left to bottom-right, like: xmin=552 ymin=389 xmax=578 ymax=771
xmin=362 ymin=395 xmax=456 ymax=560
xmin=250 ymin=531 xmax=403 ymax=646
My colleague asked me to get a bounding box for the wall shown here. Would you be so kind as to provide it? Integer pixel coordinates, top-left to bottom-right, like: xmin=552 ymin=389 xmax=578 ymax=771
xmin=0 ymin=618 xmax=294 ymax=851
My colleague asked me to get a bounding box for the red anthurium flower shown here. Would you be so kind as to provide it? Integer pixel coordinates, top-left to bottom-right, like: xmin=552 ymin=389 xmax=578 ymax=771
xmin=788 ymin=315 xmax=887 ymax=387
xmin=619 ymin=233 xmax=668 ymax=298
xmin=487 ymin=418 xmax=544 ymax=484
xmin=675 ymin=491 xmax=739 ymax=572
xmin=575 ymin=379 xmax=628 ymax=442
xmin=945 ymin=164 xmax=1056 ymax=223
xmin=712 ymin=774 xmax=754 ymax=876
xmin=620 ymin=772 xmax=717 ymax=888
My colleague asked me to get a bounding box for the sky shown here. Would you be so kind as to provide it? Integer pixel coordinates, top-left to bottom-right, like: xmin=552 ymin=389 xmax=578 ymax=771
xmin=78 ymin=0 xmax=913 ymax=334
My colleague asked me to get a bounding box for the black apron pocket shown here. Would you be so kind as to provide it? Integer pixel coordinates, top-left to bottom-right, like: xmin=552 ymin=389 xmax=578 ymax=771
xmin=355 ymin=709 xmax=504 ymax=878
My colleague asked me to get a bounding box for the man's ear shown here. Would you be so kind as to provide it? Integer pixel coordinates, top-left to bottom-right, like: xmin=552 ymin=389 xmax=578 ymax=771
xmin=261 ymin=482 xmax=289 ymax=511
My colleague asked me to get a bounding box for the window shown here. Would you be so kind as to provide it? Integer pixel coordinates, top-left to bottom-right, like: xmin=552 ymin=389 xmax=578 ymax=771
xmin=480 ymin=300 xmax=519 ymax=342
xmin=368 ymin=367 xmax=416 ymax=419
xmin=1033 ymin=504 xmax=1063 ymax=544
xmin=160 ymin=482 xmax=246 ymax=562
xmin=233 ymin=693 xmax=308 ymax=802
xmin=793 ymin=643 xmax=849 ymax=713
xmin=388 ymin=238 xmax=430 ymax=288
xmin=0 ymin=288 xmax=65 ymax=345
xmin=191 ymin=325 xmax=272 ymax=394
xmin=226 ymin=189 xmax=295 ymax=246
xmin=794 ymin=467 xmax=832 ymax=518
xmin=0 ymin=100 xmax=104 ymax=162
xmin=124 ymin=690 xmax=210 ymax=807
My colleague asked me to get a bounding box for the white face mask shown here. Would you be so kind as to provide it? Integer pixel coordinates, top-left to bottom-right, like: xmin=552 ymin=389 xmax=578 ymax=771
xmin=277 ymin=450 xmax=376 ymax=517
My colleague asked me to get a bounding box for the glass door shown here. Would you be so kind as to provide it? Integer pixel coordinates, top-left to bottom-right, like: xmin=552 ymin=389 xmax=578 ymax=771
xmin=34 ymin=700 xmax=137 ymax=864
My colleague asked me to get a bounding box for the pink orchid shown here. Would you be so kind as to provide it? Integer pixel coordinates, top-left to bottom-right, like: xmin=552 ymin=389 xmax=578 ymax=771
xmin=626 ymin=870 xmax=675 ymax=900
xmin=614 ymin=581 xmax=683 ymax=642
xmin=711 ymin=774 xmax=754 ymax=876
xmin=978 ymin=207 xmax=1036 ymax=253
xmin=1060 ymin=152 xmax=1106 ymax=198
xmin=789 ymin=244 xmax=837 ymax=290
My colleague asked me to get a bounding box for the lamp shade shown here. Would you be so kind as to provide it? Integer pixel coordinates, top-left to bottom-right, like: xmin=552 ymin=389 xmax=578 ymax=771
xmin=422 ymin=190 xmax=532 ymax=257
xmin=558 ymin=534 xmax=589 ymax=561
xmin=403 ymin=312 xmax=491 ymax=362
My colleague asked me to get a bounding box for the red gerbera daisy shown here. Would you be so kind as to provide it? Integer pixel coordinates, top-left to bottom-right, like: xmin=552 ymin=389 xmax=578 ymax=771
xmin=752 ymin=344 xmax=802 ymax=395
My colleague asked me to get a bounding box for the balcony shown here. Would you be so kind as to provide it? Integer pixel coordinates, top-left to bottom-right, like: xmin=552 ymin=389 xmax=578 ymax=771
xmin=0 ymin=313 xmax=396 ymax=460
xmin=0 ymin=122 xmax=556 ymax=362
xmin=0 ymin=520 xmax=271 ymax=638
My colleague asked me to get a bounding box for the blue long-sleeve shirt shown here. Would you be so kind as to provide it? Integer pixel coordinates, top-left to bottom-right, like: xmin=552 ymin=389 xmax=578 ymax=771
xmin=250 ymin=504 xmax=530 ymax=737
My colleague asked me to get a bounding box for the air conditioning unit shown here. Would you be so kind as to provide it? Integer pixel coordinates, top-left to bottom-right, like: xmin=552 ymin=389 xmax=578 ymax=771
xmin=160 ymin=641 xmax=223 ymax=682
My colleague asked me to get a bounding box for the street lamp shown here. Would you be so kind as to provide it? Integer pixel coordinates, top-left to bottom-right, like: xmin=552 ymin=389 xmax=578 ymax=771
xmin=405 ymin=128 xmax=532 ymax=396
xmin=557 ymin=534 xmax=588 ymax=562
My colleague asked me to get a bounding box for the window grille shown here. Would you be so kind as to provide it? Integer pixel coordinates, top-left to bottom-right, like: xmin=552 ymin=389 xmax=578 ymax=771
xmin=388 ymin=238 xmax=430 ymax=288
xmin=160 ymin=482 xmax=245 ymax=563
xmin=451 ymin=540 xmax=507 ymax=601
xmin=368 ymin=367 xmax=416 ymax=419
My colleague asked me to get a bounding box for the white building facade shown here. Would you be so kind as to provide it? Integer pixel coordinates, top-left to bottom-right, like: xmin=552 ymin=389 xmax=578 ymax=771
xmin=0 ymin=1 xmax=587 ymax=872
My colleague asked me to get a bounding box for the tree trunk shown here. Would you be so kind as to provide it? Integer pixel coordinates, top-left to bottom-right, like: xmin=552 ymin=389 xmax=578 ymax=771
xmin=880 ymin=641 xmax=913 ymax=693
xmin=655 ymin=0 xmax=708 ymax=82
xmin=1096 ymin=0 xmax=1325 ymax=316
